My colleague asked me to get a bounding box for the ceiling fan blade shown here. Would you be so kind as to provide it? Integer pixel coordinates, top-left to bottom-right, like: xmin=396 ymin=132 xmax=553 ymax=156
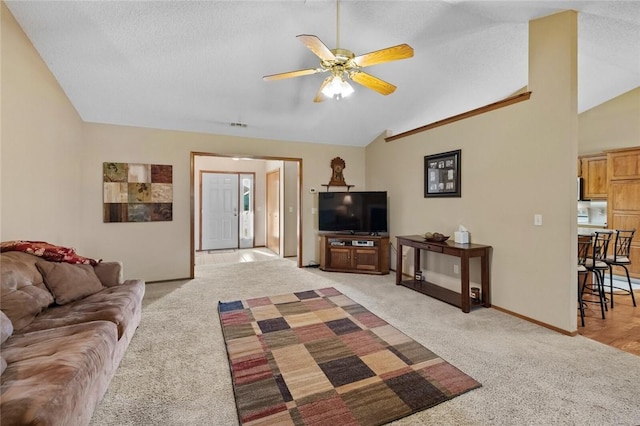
xmin=263 ymin=68 xmax=319 ymax=81
xmin=350 ymin=71 xmax=397 ymax=95
xmin=313 ymin=77 xmax=333 ymax=103
xmin=297 ymin=34 xmax=336 ymax=61
xmin=353 ymin=44 xmax=414 ymax=68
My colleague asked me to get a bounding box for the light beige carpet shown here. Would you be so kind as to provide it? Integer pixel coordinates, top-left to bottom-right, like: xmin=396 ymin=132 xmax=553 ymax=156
xmin=91 ymin=259 xmax=640 ymax=425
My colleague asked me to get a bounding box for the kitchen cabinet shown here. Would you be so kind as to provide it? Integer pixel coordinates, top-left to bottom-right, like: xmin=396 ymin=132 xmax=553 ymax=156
xmin=608 ymin=148 xmax=640 ymax=181
xmin=580 ymin=154 xmax=608 ymax=199
xmin=607 ymin=147 xmax=640 ymax=279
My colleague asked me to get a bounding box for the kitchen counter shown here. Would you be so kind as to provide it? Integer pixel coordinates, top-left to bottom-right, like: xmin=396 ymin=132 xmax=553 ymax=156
xmin=578 ymin=227 xmax=613 ymax=236
xmin=577 ymin=223 xmax=607 ymax=229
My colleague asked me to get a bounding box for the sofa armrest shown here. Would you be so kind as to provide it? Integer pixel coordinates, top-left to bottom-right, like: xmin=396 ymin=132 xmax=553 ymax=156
xmin=93 ymin=262 xmax=123 ymax=287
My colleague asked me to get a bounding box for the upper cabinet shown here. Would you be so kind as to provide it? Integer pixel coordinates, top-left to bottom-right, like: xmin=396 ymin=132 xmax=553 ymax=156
xmin=580 ymin=154 xmax=608 ymax=199
xmin=608 ymin=148 xmax=640 ymax=181
xmin=606 ymin=147 xmax=640 ymax=279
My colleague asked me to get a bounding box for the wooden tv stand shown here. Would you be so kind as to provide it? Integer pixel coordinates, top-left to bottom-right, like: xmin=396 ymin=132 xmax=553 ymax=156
xmin=319 ymin=234 xmax=390 ymax=275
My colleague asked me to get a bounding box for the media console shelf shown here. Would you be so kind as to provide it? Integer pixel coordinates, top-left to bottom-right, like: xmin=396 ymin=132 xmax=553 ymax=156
xmin=320 ymin=234 xmax=389 ymax=275
xmin=395 ymin=235 xmax=491 ymax=313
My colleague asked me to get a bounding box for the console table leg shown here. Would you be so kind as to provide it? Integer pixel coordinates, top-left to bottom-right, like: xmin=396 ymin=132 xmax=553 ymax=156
xmin=461 ymin=253 xmax=470 ymax=313
xmin=414 ymin=248 xmax=421 ymax=278
xmin=481 ymin=252 xmax=491 ymax=307
xmin=395 ymin=243 xmax=403 ymax=285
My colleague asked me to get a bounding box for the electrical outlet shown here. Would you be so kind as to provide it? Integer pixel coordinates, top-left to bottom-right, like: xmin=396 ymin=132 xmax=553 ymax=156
xmin=453 ymin=264 xmax=459 ymax=274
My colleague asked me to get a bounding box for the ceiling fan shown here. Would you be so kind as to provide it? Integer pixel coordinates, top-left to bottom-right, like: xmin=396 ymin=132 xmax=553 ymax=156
xmin=263 ymin=0 xmax=414 ymax=102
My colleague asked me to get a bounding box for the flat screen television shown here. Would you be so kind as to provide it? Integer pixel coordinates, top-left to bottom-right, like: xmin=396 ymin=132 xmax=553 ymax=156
xmin=318 ymin=191 xmax=388 ymax=234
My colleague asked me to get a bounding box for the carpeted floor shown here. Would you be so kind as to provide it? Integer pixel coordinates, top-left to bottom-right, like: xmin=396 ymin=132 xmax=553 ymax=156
xmin=91 ymin=259 xmax=640 ymax=425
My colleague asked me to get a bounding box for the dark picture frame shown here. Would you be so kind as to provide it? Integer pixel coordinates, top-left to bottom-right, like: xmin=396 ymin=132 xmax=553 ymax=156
xmin=424 ymin=149 xmax=461 ymax=197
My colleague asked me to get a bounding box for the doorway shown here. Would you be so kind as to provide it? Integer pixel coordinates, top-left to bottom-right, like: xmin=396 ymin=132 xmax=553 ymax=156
xmin=190 ymin=152 xmax=303 ymax=278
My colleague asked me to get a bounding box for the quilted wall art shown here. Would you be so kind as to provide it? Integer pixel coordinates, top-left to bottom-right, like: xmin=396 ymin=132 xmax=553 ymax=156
xmin=103 ymin=162 xmax=173 ymax=222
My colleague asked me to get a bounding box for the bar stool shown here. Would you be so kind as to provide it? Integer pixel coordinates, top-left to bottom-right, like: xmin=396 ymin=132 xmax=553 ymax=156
xmin=604 ymin=229 xmax=636 ymax=309
xmin=583 ymin=231 xmax=612 ymax=320
xmin=577 ymin=236 xmax=592 ymax=326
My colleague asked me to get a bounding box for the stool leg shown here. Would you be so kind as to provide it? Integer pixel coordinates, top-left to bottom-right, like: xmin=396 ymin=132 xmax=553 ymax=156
xmin=595 ymin=271 xmax=606 ymax=319
xmin=609 ymin=266 xmax=615 ymax=309
xmin=623 ymin=265 xmax=636 ymax=307
xmin=578 ymin=274 xmax=587 ymax=327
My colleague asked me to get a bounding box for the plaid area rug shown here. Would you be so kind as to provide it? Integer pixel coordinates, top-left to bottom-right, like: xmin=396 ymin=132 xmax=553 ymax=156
xmin=218 ymin=287 xmax=481 ymax=425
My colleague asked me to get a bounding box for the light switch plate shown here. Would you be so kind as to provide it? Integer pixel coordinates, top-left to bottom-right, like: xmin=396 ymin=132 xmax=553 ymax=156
xmin=534 ymin=214 xmax=543 ymax=226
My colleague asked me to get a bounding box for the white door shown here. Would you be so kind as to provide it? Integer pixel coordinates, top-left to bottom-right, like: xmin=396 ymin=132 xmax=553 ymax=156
xmin=201 ymin=173 xmax=239 ymax=250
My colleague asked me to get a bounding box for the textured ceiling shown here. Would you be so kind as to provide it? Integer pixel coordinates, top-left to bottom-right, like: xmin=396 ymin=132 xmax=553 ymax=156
xmin=6 ymin=1 xmax=640 ymax=147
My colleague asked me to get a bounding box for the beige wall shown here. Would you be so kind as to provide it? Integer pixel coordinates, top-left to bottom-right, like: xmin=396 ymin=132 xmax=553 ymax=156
xmin=1 ymin=3 xmax=85 ymax=248
xmin=283 ymin=161 xmax=299 ymax=258
xmin=366 ymin=11 xmax=579 ymax=332
xmin=265 ymin=160 xmax=284 ymax=255
xmin=78 ymin=125 xmax=365 ymax=281
xmin=5 ymin=2 xmax=635 ymax=332
xmin=1 ymin=3 xmax=366 ymax=281
xmin=578 ymin=87 xmax=640 ymax=155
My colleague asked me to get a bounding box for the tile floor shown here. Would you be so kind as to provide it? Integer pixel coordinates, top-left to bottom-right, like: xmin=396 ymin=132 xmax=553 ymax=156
xmin=195 ymin=247 xmax=279 ymax=266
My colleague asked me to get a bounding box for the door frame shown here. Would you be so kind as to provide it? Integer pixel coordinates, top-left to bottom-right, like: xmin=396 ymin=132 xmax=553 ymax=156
xmin=190 ymin=152 xmax=303 ymax=279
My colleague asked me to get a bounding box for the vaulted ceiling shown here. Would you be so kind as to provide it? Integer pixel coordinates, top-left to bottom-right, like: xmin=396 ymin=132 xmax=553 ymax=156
xmin=6 ymin=1 xmax=640 ymax=147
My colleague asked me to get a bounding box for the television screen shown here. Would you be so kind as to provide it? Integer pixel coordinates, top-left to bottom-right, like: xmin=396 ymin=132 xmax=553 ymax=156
xmin=318 ymin=191 xmax=388 ymax=234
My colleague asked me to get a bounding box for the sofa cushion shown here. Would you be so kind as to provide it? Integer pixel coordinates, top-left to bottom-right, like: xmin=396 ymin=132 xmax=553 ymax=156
xmin=93 ymin=261 xmax=123 ymax=287
xmin=0 ymin=311 xmax=12 ymax=376
xmin=1 ymin=252 xmax=55 ymax=331
xmin=36 ymin=261 xmax=104 ymax=305
xmin=20 ymin=280 xmax=145 ymax=339
xmin=0 ymin=321 xmax=118 ymax=426
xmin=0 ymin=251 xmax=49 ymax=290
xmin=0 ymin=270 xmax=43 ymax=331
xmin=0 ymin=311 xmax=12 ymax=344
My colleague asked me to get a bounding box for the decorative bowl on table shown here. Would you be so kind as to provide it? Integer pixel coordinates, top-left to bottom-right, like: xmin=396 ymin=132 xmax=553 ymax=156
xmin=423 ymin=233 xmax=450 ymax=242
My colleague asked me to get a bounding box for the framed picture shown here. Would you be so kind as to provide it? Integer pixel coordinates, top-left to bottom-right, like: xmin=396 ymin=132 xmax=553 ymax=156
xmin=424 ymin=149 xmax=461 ymax=197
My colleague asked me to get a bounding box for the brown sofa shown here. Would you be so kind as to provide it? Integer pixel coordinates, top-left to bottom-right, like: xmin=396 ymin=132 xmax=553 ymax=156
xmin=0 ymin=251 xmax=145 ymax=426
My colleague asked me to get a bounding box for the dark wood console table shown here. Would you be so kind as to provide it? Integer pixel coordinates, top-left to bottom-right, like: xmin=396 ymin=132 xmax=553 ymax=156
xmin=395 ymin=235 xmax=491 ymax=313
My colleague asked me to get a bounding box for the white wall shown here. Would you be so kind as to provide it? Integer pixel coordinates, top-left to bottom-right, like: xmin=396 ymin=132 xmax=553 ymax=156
xmin=366 ymin=11 xmax=578 ymax=332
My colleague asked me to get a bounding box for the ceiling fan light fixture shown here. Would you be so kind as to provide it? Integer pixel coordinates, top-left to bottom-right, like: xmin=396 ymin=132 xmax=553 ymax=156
xmin=321 ymin=74 xmax=354 ymax=99
xmin=263 ymin=0 xmax=413 ymax=102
